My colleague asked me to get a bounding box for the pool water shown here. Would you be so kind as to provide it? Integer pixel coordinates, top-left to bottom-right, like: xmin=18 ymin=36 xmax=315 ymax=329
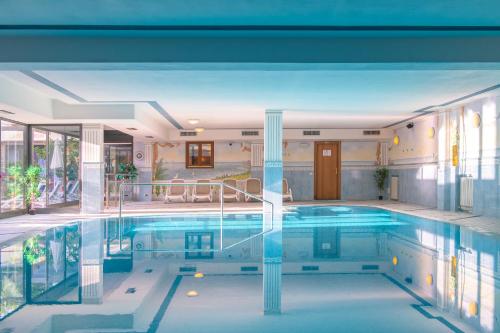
xmin=0 ymin=205 xmax=498 ymax=333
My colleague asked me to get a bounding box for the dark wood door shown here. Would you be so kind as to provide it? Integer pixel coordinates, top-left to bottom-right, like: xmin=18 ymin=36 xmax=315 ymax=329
xmin=314 ymin=142 xmax=341 ymax=200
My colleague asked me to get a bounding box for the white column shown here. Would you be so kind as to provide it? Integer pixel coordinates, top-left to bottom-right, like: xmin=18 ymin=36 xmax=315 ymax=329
xmin=263 ymin=110 xmax=283 ymax=314
xmin=80 ymin=219 xmax=104 ymax=304
xmin=81 ymin=124 xmax=104 ymax=214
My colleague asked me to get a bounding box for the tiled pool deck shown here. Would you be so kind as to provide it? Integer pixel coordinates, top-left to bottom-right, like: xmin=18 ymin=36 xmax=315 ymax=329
xmin=0 ymin=200 xmax=498 ymax=245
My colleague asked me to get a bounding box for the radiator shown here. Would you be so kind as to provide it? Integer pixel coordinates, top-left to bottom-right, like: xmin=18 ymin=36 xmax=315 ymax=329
xmin=390 ymin=176 xmax=399 ymax=200
xmin=460 ymin=177 xmax=474 ymax=210
xmin=251 ymin=143 xmax=264 ymax=167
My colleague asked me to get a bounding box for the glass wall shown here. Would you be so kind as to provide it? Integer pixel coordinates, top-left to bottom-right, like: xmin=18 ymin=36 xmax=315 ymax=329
xmin=0 ymin=121 xmax=27 ymax=213
xmin=31 ymin=126 xmax=80 ymax=208
xmin=48 ymin=132 xmax=65 ymax=205
xmin=31 ymin=129 xmax=48 ymax=209
xmin=66 ymin=136 xmax=80 ymax=202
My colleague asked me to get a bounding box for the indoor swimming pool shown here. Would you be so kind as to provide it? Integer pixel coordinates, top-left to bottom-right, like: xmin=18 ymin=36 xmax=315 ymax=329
xmin=0 ymin=205 xmax=498 ymax=332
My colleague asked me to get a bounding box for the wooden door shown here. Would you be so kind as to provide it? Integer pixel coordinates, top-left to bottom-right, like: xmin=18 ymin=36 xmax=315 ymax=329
xmin=314 ymin=142 xmax=341 ymax=200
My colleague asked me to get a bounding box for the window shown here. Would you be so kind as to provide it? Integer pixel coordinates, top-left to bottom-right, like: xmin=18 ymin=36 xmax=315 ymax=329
xmin=186 ymin=141 xmax=214 ymax=168
xmin=0 ymin=120 xmax=27 ymax=212
xmin=31 ymin=126 xmax=81 ymax=208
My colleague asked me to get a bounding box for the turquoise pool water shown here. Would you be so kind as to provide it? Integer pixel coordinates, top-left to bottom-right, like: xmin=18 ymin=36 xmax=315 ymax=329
xmin=0 ymin=205 xmax=498 ymax=333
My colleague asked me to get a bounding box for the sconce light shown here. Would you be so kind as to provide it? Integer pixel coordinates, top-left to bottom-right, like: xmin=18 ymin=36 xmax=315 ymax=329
xmin=472 ymin=113 xmax=481 ymax=128
xmin=427 ymin=127 xmax=435 ymax=138
xmin=393 ymin=135 xmax=400 ymax=145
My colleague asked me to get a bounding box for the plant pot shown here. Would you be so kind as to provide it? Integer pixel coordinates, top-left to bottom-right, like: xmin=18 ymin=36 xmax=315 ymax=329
xmin=28 ymin=209 xmax=36 ymax=215
xmin=378 ymin=195 xmax=383 ymax=200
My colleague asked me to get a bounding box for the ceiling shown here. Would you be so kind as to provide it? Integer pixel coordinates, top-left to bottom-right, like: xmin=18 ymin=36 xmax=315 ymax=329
xmin=2 ymin=68 xmax=499 ymax=130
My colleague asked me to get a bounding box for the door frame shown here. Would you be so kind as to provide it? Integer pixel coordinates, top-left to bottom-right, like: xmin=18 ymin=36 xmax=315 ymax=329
xmin=314 ymin=141 xmax=341 ymax=200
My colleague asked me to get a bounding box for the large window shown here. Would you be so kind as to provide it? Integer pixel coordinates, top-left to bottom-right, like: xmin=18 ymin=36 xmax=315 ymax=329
xmin=31 ymin=129 xmax=48 ymax=208
xmin=66 ymin=136 xmax=80 ymax=202
xmin=31 ymin=126 xmax=80 ymax=208
xmin=186 ymin=141 xmax=214 ymax=168
xmin=0 ymin=121 xmax=27 ymax=213
xmin=48 ymin=132 xmax=65 ymax=205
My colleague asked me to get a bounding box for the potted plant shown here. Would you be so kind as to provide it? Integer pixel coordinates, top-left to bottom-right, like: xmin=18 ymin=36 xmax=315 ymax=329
xmin=374 ymin=166 xmax=389 ymax=200
xmin=22 ymin=165 xmax=43 ymax=214
xmin=116 ymin=162 xmax=138 ymax=181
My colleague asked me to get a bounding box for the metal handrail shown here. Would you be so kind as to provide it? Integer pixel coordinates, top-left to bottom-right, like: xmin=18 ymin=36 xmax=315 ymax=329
xmin=117 ymin=181 xmax=274 ymax=253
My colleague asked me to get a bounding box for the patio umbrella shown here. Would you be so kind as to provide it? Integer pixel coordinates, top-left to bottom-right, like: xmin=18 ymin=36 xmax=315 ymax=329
xmin=50 ymin=138 xmax=64 ymax=169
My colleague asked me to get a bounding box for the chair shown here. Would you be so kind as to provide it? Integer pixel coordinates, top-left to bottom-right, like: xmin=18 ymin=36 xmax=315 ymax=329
xmin=244 ymin=178 xmax=262 ymax=202
xmin=283 ymin=178 xmax=294 ymax=202
xmin=164 ymin=179 xmax=187 ymax=203
xmin=222 ymin=179 xmax=239 ymax=202
xmin=192 ymin=179 xmax=213 ymax=203
xmin=67 ymin=180 xmax=80 ymax=201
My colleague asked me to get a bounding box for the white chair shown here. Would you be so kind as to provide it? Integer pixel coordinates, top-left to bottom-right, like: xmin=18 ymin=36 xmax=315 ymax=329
xmin=222 ymin=179 xmax=239 ymax=202
xmin=283 ymin=178 xmax=293 ymax=202
xmin=192 ymin=179 xmax=213 ymax=203
xmin=164 ymin=179 xmax=187 ymax=203
xmin=244 ymin=178 xmax=262 ymax=202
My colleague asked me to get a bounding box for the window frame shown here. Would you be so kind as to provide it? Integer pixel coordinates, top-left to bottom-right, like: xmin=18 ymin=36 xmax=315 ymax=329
xmin=185 ymin=141 xmax=214 ymax=169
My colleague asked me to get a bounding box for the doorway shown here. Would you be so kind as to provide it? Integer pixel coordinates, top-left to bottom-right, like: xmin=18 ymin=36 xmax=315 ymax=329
xmin=314 ymin=141 xmax=341 ymax=200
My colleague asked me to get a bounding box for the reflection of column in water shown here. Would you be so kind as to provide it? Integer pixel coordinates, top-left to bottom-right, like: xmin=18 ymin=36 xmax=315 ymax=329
xmin=80 ymin=219 xmax=104 ymax=304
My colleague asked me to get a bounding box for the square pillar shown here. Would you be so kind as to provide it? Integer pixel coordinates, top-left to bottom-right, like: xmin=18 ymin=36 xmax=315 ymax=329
xmin=263 ymin=110 xmax=283 ymax=314
xmin=81 ymin=124 xmax=104 ymax=214
xmin=133 ymin=140 xmax=153 ymax=202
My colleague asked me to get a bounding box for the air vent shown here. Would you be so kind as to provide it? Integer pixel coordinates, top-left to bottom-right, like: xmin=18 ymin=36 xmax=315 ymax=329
xmin=180 ymin=131 xmax=197 ymax=137
xmin=303 ymin=130 xmax=320 ymax=136
xmin=242 ymin=130 xmax=259 ymax=136
xmin=363 ymin=130 xmax=381 ymax=136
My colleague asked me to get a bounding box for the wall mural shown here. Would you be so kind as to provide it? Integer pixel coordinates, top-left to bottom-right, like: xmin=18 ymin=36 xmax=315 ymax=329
xmin=152 ymin=141 xmax=252 ymax=181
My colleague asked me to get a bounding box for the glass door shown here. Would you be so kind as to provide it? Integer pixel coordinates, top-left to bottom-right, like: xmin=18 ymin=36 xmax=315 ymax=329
xmin=31 ymin=129 xmax=48 ymax=208
xmin=0 ymin=120 xmax=26 ymax=213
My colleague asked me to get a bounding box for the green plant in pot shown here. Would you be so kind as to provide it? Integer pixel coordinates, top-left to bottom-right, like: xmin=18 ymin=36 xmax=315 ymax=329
xmin=374 ymin=166 xmax=389 ymax=200
xmin=116 ymin=162 xmax=138 ymax=181
xmin=22 ymin=165 xmax=43 ymax=214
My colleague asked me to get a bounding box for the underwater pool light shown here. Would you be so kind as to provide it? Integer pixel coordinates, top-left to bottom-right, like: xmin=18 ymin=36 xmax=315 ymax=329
xmin=194 ymin=272 xmax=205 ymax=278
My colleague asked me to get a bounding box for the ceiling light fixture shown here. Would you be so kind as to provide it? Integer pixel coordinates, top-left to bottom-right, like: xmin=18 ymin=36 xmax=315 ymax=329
xmin=188 ymin=119 xmax=200 ymax=125
xmin=194 ymin=127 xmax=205 ymax=133
xmin=126 ymin=128 xmax=138 ymax=131
xmin=146 ymin=136 xmax=154 ymax=139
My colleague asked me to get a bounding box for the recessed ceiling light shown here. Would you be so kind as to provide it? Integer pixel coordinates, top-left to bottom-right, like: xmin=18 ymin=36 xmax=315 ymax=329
xmin=188 ymin=119 xmax=200 ymax=125
xmin=0 ymin=109 xmax=15 ymax=115
xmin=126 ymin=128 xmax=138 ymax=131
xmin=194 ymin=127 xmax=205 ymax=133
